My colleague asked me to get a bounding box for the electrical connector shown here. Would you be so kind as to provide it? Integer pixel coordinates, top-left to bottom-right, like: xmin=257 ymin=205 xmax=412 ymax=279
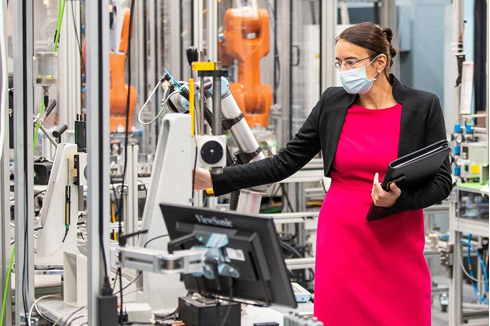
xmin=101 ymin=277 xmax=113 ymax=296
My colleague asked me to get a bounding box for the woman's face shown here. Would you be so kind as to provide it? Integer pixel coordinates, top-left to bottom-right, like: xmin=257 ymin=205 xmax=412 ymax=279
xmin=335 ymin=39 xmax=384 ymax=80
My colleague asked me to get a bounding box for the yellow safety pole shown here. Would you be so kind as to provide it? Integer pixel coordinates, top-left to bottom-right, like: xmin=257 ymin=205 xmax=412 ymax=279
xmin=189 ymin=78 xmax=195 ymax=136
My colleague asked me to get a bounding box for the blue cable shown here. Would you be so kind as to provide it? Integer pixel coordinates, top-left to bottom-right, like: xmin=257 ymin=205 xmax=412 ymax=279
xmin=466 ymin=234 xmax=489 ymax=293
xmin=464 ymin=234 xmax=488 ymax=304
xmin=440 ymin=233 xmax=489 ymax=304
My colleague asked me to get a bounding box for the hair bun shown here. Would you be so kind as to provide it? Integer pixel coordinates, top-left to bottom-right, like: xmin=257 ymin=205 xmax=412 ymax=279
xmin=382 ymin=27 xmax=393 ymax=43
xmin=389 ymin=46 xmax=397 ymax=59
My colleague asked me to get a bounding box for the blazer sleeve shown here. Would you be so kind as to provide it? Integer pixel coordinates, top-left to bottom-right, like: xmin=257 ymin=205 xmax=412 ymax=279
xmin=211 ymin=90 xmax=327 ymax=196
xmin=384 ymin=94 xmax=453 ymax=213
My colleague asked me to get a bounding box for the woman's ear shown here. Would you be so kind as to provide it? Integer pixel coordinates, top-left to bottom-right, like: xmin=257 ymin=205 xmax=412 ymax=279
xmin=376 ymin=54 xmax=387 ymax=71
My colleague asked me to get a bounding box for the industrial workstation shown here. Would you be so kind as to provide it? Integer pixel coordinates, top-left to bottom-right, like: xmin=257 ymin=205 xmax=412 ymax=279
xmin=1 ymin=0 xmax=489 ymax=325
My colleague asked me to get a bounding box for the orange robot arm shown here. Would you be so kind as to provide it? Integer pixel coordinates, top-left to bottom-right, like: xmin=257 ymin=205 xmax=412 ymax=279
xmin=223 ymin=7 xmax=272 ymax=128
xmin=109 ymin=7 xmax=137 ymax=132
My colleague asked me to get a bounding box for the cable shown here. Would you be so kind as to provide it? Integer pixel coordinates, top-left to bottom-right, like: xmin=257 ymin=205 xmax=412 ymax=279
xmin=33 ymin=300 xmax=50 ymax=322
xmin=191 ymin=144 xmax=198 ymax=206
xmin=0 ymin=0 xmax=7 ymax=162
xmin=113 ymin=272 xmax=142 ymax=296
xmin=117 ymin=1 xmax=137 ymax=323
xmin=0 ymin=245 xmax=15 ymax=326
xmin=456 ymin=237 xmax=490 ymax=285
xmin=137 ymin=79 xmax=167 ymax=125
xmin=280 ymin=241 xmax=303 ymax=259
xmin=114 ymin=287 xmax=143 ymax=298
xmin=27 ymin=295 xmax=62 ymax=326
xmin=463 ymin=234 xmax=489 ymax=304
xmin=153 ymin=308 xmax=178 ymax=321
xmin=162 ymin=89 xmax=183 ymax=112
xmin=143 ymin=234 xmax=169 ymax=248
xmin=217 ymin=277 xmax=233 ymax=326
xmin=33 ymin=0 xmax=66 ymax=152
xmin=263 ymin=0 xmax=280 ymax=97
xmin=466 ymin=234 xmax=485 ymax=303
xmin=70 ymin=0 xmax=86 ymax=79
xmin=22 ymin=203 xmax=29 ymax=324
xmin=52 ymin=306 xmax=86 ymax=326
xmin=279 ymin=184 xmax=294 ymax=212
xmin=91 ymin=0 xmax=111 ymax=304
xmin=118 ymin=266 xmax=124 ymax=324
xmin=112 ymin=268 xmax=127 ymax=290
xmin=67 ymin=314 xmax=87 ymax=326
xmin=309 ymin=0 xmax=316 ymax=24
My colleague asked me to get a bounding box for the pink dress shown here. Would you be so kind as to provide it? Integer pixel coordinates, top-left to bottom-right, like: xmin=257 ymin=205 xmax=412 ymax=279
xmin=314 ymin=103 xmax=431 ymax=325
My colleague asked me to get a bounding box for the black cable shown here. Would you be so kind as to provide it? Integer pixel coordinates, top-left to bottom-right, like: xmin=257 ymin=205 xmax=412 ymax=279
xmin=309 ymin=1 xmax=316 ymax=24
xmin=60 ymin=306 xmax=86 ymax=326
xmin=20 ymin=0 xmax=30 ymax=321
xmin=67 ymin=314 xmax=86 ymax=326
xmin=96 ymin=0 xmax=110 ymax=285
xmin=153 ymin=308 xmax=178 ymax=321
xmin=22 ymin=220 xmax=28 ymax=324
xmin=113 ymin=272 xmax=142 ymax=296
xmin=191 ymin=146 xmax=198 ymax=206
xmin=278 ymin=232 xmax=296 ymax=241
xmin=280 ymin=241 xmax=303 ymax=259
xmin=112 ymin=267 xmax=119 ymax=289
xmin=118 ymin=2 xmax=136 ymax=322
xmin=267 ymin=184 xmax=281 ymax=207
xmin=143 ymin=234 xmax=169 ymax=248
xmin=280 ymin=184 xmax=294 ymax=212
xmin=264 ymin=0 xmax=280 ymax=98
xmin=70 ymin=0 xmax=86 ymax=77
xmin=61 ymin=228 xmax=69 ymax=243
xmin=34 ymin=189 xmax=47 ymax=198
xmin=110 ymin=174 xmax=122 ymax=220
xmin=217 ymin=277 xmax=233 ymax=326
xmin=118 ymin=268 xmax=123 ymax=323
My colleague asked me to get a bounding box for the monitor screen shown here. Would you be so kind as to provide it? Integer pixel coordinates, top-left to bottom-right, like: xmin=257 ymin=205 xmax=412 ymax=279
xmin=160 ymin=203 xmax=297 ymax=308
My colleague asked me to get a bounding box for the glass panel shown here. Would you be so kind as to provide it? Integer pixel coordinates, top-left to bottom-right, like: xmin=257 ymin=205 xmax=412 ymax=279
xmin=291 ymin=0 xmax=321 ymax=137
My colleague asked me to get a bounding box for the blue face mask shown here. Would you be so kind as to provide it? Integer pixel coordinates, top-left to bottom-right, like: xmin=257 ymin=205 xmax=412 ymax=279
xmin=339 ymin=56 xmax=380 ymax=94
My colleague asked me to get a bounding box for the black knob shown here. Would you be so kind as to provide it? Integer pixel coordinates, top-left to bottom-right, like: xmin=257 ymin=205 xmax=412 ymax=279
xmin=186 ymin=46 xmax=199 ymax=66
xmin=52 ymin=124 xmax=68 ymax=138
xmin=45 ymin=99 xmax=57 ymax=118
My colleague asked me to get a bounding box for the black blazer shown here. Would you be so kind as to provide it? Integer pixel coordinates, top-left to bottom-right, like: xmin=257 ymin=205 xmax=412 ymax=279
xmin=212 ymin=75 xmax=453 ymax=215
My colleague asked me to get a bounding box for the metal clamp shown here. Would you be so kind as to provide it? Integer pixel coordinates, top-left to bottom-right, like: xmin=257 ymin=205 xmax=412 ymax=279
xmin=222 ymin=112 xmax=244 ymax=131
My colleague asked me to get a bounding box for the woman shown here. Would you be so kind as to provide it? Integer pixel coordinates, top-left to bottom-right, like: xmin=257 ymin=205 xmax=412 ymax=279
xmin=194 ymin=22 xmax=452 ymax=326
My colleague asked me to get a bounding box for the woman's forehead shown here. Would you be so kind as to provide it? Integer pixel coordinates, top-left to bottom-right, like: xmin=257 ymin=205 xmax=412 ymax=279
xmin=335 ymin=39 xmax=370 ymax=58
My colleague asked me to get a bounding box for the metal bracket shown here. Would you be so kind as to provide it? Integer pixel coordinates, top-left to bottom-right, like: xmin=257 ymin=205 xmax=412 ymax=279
xmin=440 ymin=244 xmax=454 ymax=267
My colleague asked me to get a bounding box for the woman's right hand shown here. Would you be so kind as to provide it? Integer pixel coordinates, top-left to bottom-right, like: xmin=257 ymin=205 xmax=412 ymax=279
xmin=194 ymin=168 xmax=213 ymax=190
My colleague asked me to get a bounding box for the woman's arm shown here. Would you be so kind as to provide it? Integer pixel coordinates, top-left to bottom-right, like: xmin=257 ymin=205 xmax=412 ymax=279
xmin=206 ymin=91 xmax=329 ymax=196
xmin=382 ymin=94 xmax=453 ymax=213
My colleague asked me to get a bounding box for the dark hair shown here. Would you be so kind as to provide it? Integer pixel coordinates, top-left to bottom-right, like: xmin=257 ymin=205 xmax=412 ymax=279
xmin=336 ymin=22 xmax=397 ymax=76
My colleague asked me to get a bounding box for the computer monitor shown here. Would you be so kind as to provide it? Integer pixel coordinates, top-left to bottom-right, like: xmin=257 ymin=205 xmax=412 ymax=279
xmin=160 ymin=203 xmax=297 ymax=308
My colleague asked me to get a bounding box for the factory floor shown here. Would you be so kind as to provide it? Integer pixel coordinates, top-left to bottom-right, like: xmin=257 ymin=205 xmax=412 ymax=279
xmin=431 ymin=274 xmax=489 ymax=326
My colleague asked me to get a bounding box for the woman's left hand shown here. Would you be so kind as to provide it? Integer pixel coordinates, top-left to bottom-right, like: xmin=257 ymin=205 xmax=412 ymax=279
xmin=372 ymin=173 xmax=401 ymax=207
